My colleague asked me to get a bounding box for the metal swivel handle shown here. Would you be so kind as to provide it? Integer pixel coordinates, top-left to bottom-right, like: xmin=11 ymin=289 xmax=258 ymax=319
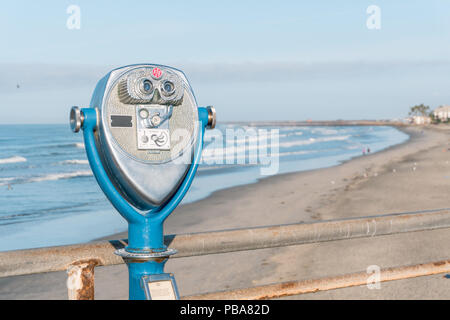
xmin=70 ymin=106 xmax=84 ymax=133
xmin=206 ymin=106 xmax=216 ymax=129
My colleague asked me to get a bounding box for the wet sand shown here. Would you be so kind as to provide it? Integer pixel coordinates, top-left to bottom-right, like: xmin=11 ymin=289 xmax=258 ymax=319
xmin=1 ymin=124 xmax=450 ymax=299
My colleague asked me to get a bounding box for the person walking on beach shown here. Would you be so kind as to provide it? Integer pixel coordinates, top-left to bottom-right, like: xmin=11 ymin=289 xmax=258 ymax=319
xmin=362 ymin=148 xmax=366 ymax=155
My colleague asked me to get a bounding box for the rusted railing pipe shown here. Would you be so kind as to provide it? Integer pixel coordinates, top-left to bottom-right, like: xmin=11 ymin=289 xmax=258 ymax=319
xmin=67 ymin=259 xmax=100 ymax=300
xmin=172 ymin=208 xmax=450 ymax=258
xmin=1 ymin=209 xmax=450 ymax=278
xmin=0 ymin=241 xmax=124 ymax=278
xmin=184 ymin=259 xmax=450 ymax=300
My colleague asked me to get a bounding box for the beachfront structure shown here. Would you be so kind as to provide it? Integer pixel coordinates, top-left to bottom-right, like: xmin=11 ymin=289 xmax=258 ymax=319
xmin=407 ymin=116 xmax=431 ymax=125
xmin=433 ymin=105 xmax=450 ymax=122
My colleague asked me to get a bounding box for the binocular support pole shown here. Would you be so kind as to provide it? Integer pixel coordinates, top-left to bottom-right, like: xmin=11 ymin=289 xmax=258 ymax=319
xmin=80 ymin=107 xmax=209 ymax=300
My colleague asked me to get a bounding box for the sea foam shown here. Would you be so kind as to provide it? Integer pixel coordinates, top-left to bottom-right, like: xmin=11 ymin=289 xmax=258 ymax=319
xmin=0 ymin=170 xmax=93 ymax=186
xmin=28 ymin=171 xmax=93 ymax=183
xmin=61 ymin=160 xmax=89 ymax=165
xmin=203 ymin=135 xmax=351 ymax=155
xmin=0 ymin=156 xmax=27 ymax=165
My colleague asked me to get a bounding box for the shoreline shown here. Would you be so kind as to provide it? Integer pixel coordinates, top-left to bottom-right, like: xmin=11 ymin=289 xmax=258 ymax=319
xmin=100 ymin=124 xmax=421 ymax=241
xmin=3 ymin=123 xmax=450 ymax=299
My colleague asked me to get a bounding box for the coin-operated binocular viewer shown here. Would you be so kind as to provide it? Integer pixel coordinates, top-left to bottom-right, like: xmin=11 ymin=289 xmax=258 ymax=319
xmin=70 ymin=64 xmax=216 ymax=300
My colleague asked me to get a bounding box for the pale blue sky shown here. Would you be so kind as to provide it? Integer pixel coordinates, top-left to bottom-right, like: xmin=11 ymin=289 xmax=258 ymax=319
xmin=1 ymin=1 xmax=450 ymax=123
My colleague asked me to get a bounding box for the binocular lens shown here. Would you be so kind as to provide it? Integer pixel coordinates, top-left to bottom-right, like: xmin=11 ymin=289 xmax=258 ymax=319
xmin=141 ymin=79 xmax=153 ymax=94
xmin=162 ymin=81 xmax=175 ymax=95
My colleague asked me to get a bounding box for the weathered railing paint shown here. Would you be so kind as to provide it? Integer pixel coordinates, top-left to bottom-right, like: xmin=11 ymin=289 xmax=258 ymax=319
xmin=1 ymin=209 xmax=449 ymax=278
xmin=67 ymin=259 xmax=100 ymax=300
xmin=0 ymin=208 xmax=449 ymax=299
xmin=184 ymin=259 xmax=450 ymax=300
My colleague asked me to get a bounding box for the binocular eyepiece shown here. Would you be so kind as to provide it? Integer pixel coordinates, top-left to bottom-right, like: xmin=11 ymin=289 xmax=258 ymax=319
xmin=118 ymin=67 xmax=184 ymax=105
xmin=71 ymin=64 xmax=215 ymax=210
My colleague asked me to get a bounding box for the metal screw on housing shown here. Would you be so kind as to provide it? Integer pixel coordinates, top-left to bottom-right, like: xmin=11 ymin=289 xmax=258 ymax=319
xmin=70 ymin=106 xmax=84 ymax=133
xmin=206 ymin=106 xmax=216 ymax=129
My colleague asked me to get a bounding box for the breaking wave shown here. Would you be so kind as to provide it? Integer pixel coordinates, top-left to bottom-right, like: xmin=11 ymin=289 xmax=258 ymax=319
xmin=0 ymin=170 xmax=93 ymax=186
xmin=60 ymin=159 xmax=89 ymax=165
xmin=0 ymin=156 xmax=27 ymax=165
xmin=203 ymin=135 xmax=351 ymax=155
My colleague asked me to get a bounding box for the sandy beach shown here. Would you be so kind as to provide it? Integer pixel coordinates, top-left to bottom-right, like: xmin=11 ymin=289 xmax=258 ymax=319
xmin=1 ymin=124 xmax=450 ymax=299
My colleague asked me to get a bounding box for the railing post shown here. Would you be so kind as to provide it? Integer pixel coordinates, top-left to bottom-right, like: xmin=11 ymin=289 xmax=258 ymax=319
xmin=66 ymin=259 xmax=100 ymax=300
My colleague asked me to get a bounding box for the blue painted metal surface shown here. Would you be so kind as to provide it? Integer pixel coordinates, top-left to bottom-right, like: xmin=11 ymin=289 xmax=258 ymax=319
xmin=128 ymin=260 xmax=166 ymax=300
xmin=80 ymin=107 xmax=208 ymax=299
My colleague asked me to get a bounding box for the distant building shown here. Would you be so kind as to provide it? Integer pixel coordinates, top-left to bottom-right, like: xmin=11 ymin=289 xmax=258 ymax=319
xmin=433 ymin=105 xmax=450 ymax=122
xmin=406 ymin=116 xmax=431 ymax=125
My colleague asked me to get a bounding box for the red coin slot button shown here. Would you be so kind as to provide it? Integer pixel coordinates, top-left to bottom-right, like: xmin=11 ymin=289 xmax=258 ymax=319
xmin=152 ymin=67 xmax=162 ymax=79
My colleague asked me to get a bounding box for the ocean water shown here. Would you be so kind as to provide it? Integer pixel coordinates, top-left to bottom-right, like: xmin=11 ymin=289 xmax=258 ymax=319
xmin=0 ymin=124 xmax=409 ymax=251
